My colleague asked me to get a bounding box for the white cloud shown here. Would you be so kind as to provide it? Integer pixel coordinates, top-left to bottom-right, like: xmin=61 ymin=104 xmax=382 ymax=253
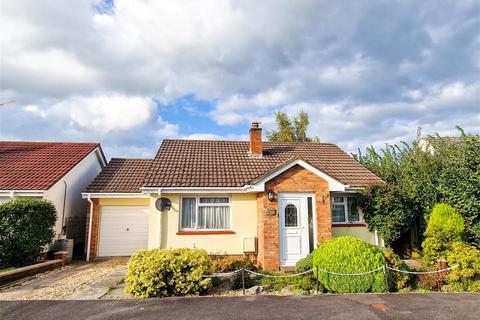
xmin=65 ymin=94 xmax=156 ymax=133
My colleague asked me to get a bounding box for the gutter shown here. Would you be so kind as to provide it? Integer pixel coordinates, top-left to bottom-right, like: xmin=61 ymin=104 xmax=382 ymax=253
xmin=86 ymin=194 xmax=94 ymax=262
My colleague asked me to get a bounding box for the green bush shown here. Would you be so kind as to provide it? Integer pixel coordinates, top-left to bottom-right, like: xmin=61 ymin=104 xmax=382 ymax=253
xmin=211 ymin=255 xmax=256 ymax=290
xmin=0 ymin=199 xmax=57 ymax=267
xmin=383 ymin=247 xmax=412 ymax=291
xmin=295 ymin=254 xmax=313 ymax=273
xmin=125 ymin=248 xmax=214 ymax=298
xmin=312 ymin=236 xmax=386 ymax=293
xmin=446 ymin=241 xmax=480 ymax=292
xmin=422 ymin=204 xmax=465 ymax=264
xmin=260 ymin=271 xmax=318 ymax=293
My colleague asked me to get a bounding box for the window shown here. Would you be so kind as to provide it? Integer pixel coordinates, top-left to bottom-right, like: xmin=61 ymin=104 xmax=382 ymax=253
xmin=181 ymin=196 xmax=231 ymax=230
xmin=331 ymin=196 xmax=361 ymax=223
xmin=284 ymin=204 xmax=298 ymax=227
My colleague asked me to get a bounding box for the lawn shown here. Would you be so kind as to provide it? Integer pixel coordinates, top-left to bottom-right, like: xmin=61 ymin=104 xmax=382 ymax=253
xmin=0 ymin=267 xmax=16 ymax=273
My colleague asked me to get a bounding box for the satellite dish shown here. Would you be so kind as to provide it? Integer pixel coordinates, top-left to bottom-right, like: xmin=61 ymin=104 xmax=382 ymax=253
xmin=155 ymin=197 xmax=172 ymax=211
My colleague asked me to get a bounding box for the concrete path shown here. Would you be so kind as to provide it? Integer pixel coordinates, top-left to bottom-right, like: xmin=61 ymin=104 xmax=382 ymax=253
xmin=1 ymin=293 xmax=479 ymax=320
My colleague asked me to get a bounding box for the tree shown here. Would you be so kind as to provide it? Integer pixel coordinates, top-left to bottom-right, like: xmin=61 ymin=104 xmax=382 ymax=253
xmin=266 ymin=111 xmax=320 ymax=142
xmin=355 ymin=128 xmax=480 ymax=249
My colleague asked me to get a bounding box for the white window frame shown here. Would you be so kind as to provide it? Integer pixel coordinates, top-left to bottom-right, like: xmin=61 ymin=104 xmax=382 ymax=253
xmin=179 ymin=195 xmax=232 ymax=231
xmin=331 ymin=196 xmax=362 ymax=224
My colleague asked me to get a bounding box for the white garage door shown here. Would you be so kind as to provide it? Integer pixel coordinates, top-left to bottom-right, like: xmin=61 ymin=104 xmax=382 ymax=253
xmin=98 ymin=206 xmax=149 ymax=256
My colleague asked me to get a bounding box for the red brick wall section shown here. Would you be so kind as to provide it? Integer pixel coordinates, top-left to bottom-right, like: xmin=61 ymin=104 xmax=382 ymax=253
xmin=257 ymin=164 xmax=332 ymax=270
xmin=84 ymin=199 xmax=100 ymax=261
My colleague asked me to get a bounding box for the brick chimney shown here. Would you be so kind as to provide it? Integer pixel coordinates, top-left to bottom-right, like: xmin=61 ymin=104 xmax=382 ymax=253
xmin=249 ymin=122 xmax=262 ymax=158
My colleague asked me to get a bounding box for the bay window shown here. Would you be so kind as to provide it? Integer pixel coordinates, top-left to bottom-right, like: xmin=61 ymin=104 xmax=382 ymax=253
xmin=180 ymin=196 xmax=231 ymax=230
xmin=331 ymin=196 xmax=361 ymax=223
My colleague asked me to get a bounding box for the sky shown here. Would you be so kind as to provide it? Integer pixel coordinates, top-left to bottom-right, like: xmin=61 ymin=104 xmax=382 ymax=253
xmin=0 ymin=0 xmax=479 ymax=159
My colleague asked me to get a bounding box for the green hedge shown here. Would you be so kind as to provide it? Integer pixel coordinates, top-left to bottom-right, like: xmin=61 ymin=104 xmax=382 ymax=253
xmin=125 ymin=248 xmax=214 ymax=298
xmin=313 ymin=236 xmax=386 ymax=293
xmin=0 ymin=199 xmax=56 ymax=267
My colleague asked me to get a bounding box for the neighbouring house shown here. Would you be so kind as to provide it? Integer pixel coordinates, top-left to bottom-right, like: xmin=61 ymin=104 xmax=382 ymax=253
xmin=0 ymin=141 xmax=106 ymax=252
xmin=83 ymin=123 xmax=384 ymax=270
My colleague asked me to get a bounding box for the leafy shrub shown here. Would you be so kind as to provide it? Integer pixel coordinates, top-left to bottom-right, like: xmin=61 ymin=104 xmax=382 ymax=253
xmin=260 ymin=272 xmax=318 ymax=293
xmin=383 ymin=247 xmax=411 ymax=291
xmin=417 ymin=266 xmax=447 ymax=291
xmin=125 ymin=248 xmax=214 ymax=298
xmin=422 ymin=204 xmax=465 ymax=264
xmin=296 ymin=254 xmax=313 ymax=273
xmin=312 ymin=236 xmax=386 ymax=293
xmin=0 ymin=199 xmax=57 ymax=267
xmin=211 ymin=255 xmax=256 ymax=290
xmin=446 ymin=241 xmax=480 ymax=292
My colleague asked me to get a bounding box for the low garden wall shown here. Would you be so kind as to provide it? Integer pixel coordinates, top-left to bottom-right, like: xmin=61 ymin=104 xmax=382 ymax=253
xmin=0 ymin=259 xmax=64 ymax=286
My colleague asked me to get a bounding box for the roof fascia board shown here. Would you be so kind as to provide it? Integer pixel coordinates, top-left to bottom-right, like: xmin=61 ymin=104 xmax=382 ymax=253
xmin=142 ymin=187 xmax=247 ymax=194
xmin=82 ymin=192 xmax=149 ymax=199
xmin=246 ymin=159 xmax=347 ymax=192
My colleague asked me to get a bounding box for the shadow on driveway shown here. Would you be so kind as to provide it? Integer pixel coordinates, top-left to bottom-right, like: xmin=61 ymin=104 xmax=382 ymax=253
xmin=1 ymin=293 xmax=479 ymax=320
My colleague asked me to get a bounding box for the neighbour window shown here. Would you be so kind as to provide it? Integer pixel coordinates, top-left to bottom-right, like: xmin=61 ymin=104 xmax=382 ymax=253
xmin=331 ymin=196 xmax=360 ymax=223
xmin=181 ymin=197 xmax=231 ymax=230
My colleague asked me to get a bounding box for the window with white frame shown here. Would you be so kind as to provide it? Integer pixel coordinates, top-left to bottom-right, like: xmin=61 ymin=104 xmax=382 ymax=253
xmin=180 ymin=196 xmax=231 ymax=230
xmin=331 ymin=196 xmax=360 ymax=223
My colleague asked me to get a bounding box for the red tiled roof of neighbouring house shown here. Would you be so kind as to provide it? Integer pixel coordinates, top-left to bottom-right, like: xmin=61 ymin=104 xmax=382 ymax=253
xmin=0 ymin=141 xmax=101 ymax=190
xmin=143 ymin=140 xmax=384 ymax=188
xmin=86 ymin=158 xmax=152 ymax=193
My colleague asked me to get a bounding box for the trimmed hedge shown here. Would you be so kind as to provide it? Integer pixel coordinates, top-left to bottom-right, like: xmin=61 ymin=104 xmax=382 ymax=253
xmin=0 ymin=199 xmax=57 ymax=267
xmin=125 ymin=248 xmax=214 ymax=298
xmin=312 ymin=236 xmax=386 ymax=293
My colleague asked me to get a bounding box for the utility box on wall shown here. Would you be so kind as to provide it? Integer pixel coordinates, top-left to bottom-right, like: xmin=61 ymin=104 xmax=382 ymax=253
xmin=243 ymin=237 xmax=257 ymax=253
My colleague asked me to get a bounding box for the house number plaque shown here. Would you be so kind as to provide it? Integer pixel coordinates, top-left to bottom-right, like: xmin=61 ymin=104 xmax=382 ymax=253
xmin=265 ymin=208 xmax=277 ymax=216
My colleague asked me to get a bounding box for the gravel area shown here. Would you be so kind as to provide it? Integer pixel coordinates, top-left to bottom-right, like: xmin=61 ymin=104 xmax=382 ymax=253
xmin=0 ymin=257 xmax=129 ymax=300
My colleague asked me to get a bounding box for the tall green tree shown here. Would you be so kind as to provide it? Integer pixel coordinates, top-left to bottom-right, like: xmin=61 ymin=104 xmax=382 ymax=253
xmin=266 ymin=111 xmax=320 ymax=142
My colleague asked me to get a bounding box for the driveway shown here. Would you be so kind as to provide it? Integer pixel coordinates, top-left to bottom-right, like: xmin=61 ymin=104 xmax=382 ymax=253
xmin=0 ymin=293 xmax=479 ymax=320
xmin=0 ymin=257 xmax=128 ymax=300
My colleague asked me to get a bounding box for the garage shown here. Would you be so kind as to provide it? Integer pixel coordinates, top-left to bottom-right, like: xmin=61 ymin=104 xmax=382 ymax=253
xmin=98 ymin=206 xmax=149 ymax=257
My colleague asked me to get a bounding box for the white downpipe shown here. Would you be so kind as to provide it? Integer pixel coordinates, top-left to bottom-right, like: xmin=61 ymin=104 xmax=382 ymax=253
xmin=86 ymin=194 xmax=94 ymax=262
xmin=157 ymin=188 xmax=162 ymax=248
xmin=374 ymin=229 xmax=379 ymax=246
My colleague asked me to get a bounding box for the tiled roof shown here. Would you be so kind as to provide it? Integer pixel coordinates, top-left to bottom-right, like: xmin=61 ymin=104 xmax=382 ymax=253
xmin=0 ymin=141 xmax=100 ymax=190
xmin=86 ymin=158 xmax=152 ymax=193
xmin=144 ymin=140 xmax=384 ymax=188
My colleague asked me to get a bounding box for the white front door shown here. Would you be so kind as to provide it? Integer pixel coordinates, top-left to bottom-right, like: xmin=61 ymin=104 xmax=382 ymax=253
xmin=279 ymin=194 xmax=310 ymax=266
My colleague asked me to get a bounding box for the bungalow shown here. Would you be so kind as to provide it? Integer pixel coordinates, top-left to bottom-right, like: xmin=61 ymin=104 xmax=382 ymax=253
xmin=83 ymin=123 xmax=384 ymax=270
xmin=0 ymin=141 xmax=106 ymax=251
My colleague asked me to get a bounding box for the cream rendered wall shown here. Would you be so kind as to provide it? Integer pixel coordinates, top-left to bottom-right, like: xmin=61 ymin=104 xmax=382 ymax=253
xmin=148 ymin=193 xmax=258 ymax=255
xmin=44 ymin=148 xmax=105 ymax=237
xmin=332 ymin=226 xmax=384 ymax=246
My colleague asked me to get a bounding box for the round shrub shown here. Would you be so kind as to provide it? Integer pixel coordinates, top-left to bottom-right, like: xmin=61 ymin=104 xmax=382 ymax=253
xmin=125 ymin=248 xmax=214 ymax=298
xmin=312 ymin=236 xmax=386 ymax=293
xmin=0 ymin=199 xmax=57 ymax=267
xmin=295 ymin=253 xmax=313 ymax=273
xmin=422 ymin=204 xmax=465 ymax=264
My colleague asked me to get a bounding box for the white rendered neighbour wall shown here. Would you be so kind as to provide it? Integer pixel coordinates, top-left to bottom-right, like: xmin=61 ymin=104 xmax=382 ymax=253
xmin=44 ymin=148 xmax=104 ymax=237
